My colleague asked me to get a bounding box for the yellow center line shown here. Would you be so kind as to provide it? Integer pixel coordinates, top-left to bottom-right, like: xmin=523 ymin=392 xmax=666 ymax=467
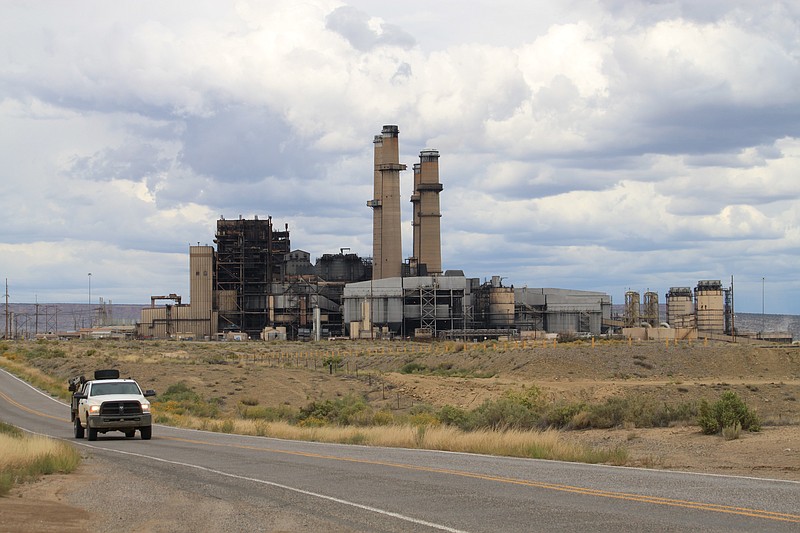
xmin=0 ymin=389 xmax=69 ymax=422
xmin=163 ymin=435 xmax=800 ymax=524
xmin=3 ymin=390 xmax=796 ymax=525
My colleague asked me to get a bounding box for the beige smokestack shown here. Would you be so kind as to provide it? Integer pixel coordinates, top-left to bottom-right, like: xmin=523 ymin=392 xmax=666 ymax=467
xmin=412 ymin=149 xmax=443 ymax=275
xmin=368 ymin=125 xmax=406 ymax=280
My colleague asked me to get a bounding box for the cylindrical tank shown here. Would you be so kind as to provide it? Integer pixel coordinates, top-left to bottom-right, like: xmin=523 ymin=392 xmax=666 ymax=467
xmin=695 ymin=280 xmax=724 ymax=334
xmin=643 ymin=291 xmax=659 ymax=327
xmin=666 ymin=287 xmax=693 ymax=328
xmin=624 ymin=291 xmax=640 ymax=327
xmin=488 ymin=287 xmax=515 ymax=327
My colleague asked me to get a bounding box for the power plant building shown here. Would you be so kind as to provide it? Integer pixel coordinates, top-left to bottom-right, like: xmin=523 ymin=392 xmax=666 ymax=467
xmin=138 ymin=124 xmax=616 ymax=341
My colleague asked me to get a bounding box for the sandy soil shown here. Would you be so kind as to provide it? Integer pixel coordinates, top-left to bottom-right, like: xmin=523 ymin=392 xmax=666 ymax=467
xmin=2 ymin=339 xmax=799 ymax=530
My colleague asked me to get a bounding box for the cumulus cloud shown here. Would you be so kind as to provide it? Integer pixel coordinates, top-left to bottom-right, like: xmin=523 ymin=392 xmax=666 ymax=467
xmin=0 ymin=0 xmax=798 ymax=312
xmin=325 ymin=6 xmax=416 ymax=51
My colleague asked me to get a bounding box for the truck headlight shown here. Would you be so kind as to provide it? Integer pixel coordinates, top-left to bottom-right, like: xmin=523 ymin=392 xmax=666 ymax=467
xmin=88 ymin=405 xmax=100 ymax=414
xmin=141 ymin=403 xmax=150 ymax=413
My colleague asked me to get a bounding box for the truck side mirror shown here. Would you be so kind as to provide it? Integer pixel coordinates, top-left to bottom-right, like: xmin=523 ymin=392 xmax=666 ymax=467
xmin=73 ymin=392 xmax=87 ymax=400
xmin=144 ymin=390 xmax=156 ymax=397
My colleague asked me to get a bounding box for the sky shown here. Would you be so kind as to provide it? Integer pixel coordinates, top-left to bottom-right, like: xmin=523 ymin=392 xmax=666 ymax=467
xmin=1 ymin=0 xmax=799 ymax=313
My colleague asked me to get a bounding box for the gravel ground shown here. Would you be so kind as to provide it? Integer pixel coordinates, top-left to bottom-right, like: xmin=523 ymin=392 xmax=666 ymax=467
xmin=1 ymin=452 xmax=365 ymax=533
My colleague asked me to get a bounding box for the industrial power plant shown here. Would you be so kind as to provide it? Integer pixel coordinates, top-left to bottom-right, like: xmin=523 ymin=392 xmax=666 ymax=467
xmin=137 ymin=125 xmax=740 ymax=342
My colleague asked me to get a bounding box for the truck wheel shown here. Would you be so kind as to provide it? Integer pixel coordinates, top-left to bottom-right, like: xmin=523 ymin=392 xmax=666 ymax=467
xmin=124 ymin=430 xmax=135 ymax=438
xmin=73 ymin=418 xmax=84 ymax=439
xmin=140 ymin=426 xmax=152 ymax=440
xmin=88 ymin=427 xmax=98 ymax=441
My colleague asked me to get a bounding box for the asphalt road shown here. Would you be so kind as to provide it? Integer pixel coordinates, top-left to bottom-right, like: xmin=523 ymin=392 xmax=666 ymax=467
xmin=1 ymin=368 xmax=798 ymax=532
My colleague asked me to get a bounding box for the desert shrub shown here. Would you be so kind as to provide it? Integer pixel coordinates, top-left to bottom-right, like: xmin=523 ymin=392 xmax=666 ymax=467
xmin=465 ymin=396 xmax=539 ymax=431
xmin=540 ymin=402 xmax=586 ymax=429
xmin=408 ymin=411 xmax=440 ymax=427
xmin=442 ymin=386 xmax=547 ymax=431
xmin=155 ymin=382 xmax=222 ymax=418
xmin=400 ymin=362 xmax=426 ymax=374
xmin=437 ymin=405 xmax=469 ymax=429
xmin=575 ymin=396 xmax=697 ymax=429
xmin=698 ymin=391 xmax=760 ymax=435
xmin=203 ymin=354 xmax=227 ymax=365
xmin=297 ymin=394 xmax=370 ymax=425
xmin=21 ymin=343 xmax=66 ymax=360
xmin=722 ymin=421 xmax=741 ymax=440
xmin=159 ymin=382 xmax=200 ymax=403
xmin=237 ymin=404 xmax=294 ymax=421
xmin=370 ymin=409 xmax=396 ymax=426
xmin=322 ymin=355 xmax=343 ymax=374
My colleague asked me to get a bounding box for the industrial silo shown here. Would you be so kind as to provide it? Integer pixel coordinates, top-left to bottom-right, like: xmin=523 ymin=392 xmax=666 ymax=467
xmin=666 ymin=287 xmax=694 ymax=328
xmin=624 ymin=291 xmax=640 ymax=327
xmin=488 ymin=276 xmax=515 ymax=327
xmin=642 ymin=291 xmax=659 ymax=327
xmin=694 ymin=280 xmax=724 ymax=334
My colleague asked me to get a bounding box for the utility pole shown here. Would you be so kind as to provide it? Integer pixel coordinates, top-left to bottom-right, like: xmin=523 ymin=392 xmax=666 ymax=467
xmin=761 ymin=277 xmax=765 ymax=338
xmin=4 ymin=278 xmax=8 ymax=340
xmin=730 ymin=275 xmax=735 ymax=341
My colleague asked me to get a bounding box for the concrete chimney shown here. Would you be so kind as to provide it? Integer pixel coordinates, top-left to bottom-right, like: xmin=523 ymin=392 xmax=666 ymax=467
xmin=411 ymin=149 xmax=443 ymax=275
xmin=368 ymin=125 xmax=406 ymax=280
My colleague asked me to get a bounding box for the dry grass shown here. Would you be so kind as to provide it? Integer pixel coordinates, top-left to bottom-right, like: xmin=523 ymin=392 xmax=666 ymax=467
xmin=155 ymin=413 xmax=627 ymax=464
xmin=0 ymin=355 xmax=70 ymax=401
xmin=0 ymin=427 xmax=81 ymax=496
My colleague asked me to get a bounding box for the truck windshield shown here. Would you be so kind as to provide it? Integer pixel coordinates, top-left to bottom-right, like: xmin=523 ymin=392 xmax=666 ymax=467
xmin=90 ymin=382 xmax=141 ymax=396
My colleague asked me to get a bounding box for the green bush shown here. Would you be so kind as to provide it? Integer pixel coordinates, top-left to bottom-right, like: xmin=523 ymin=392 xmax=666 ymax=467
xmin=297 ymin=394 xmax=370 ymax=425
xmin=437 ymin=405 xmax=469 ymax=429
xmin=21 ymin=343 xmax=66 ymax=360
xmin=155 ymin=381 xmax=222 ymax=418
xmin=698 ymin=391 xmax=760 ymax=435
xmin=465 ymin=396 xmax=539 ymax=430
xmin=540 ymin=402 xmax=586 ymax=429
xmin=400 ymin=362 xmax=426 ymax=374
xmin=159 ymin=382 xmax=201 ymax=403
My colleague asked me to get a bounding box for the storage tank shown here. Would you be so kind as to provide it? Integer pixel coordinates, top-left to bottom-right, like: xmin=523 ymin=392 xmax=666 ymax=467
xmin=666 ymin=287 xmax=693 ymax=328
xmin=643 ymin=291 xmax=659 ymax=327
xmin=488 ymin=287 xmax=515 ymax=327
xmin=624 ymin=291 xmax=640 ymax=327
xmin=694 ymin=280 xmax=724 ymax=334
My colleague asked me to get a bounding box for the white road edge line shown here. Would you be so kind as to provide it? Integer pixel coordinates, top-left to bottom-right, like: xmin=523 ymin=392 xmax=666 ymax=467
xmin=69 ymin=440 xmax=470 ymax=533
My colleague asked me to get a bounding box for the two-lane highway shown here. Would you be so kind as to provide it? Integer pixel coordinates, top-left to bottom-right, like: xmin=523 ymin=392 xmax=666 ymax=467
xmin=1 ymin=369 xmax=798 ymax=532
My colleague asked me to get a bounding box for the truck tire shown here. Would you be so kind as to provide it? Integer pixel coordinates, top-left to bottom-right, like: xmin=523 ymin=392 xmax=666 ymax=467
xmin=73 ymin=417 xmax=84 ymax=439
xmin=88 ymin=427 xmax=98 ymax=441
xmin=140 ymin=426 xmax=152 ymax=440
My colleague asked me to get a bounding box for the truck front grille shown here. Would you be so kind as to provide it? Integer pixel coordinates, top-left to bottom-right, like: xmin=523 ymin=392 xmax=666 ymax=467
xmin=99 ymin=401 xmax=142 ymax=416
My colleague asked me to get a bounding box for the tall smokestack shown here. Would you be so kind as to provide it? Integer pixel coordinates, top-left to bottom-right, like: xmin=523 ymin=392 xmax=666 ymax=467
xmin=368 ymin=125 xmax=406 ymax=280
xmin=411 ymin=149 xmax=443 ymax=275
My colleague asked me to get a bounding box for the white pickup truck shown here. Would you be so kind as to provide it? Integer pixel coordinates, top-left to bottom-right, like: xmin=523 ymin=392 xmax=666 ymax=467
xmin=69 ymin=369 xmax=156 ymax=441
